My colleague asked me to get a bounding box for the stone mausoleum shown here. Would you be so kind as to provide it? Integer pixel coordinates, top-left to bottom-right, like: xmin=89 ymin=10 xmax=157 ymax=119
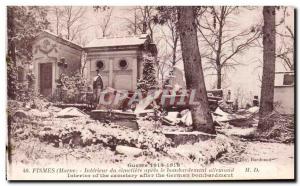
xmin=31 ymin=31 xmax=157 ymax=96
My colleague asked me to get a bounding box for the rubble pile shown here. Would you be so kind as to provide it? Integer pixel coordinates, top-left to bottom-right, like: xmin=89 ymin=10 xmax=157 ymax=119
xmin=89 ymin=87 xmax=224 ymax=128
xmin=161 ymin=109 xmax=193 ymax=127
xmin=213 ymin=106 xmax=259 ymax=127
xmin=7 ymin=83 xmax=294 ymax=166
xmin=37 ymin=120 xmax=171 ymax=152
xmin=10 ymin=103 xmax=172 ymax=155
xmin=257 ymin=111 xmax=294 ymax=143
xmin=218 ymin=101 xmax=234 ymax=113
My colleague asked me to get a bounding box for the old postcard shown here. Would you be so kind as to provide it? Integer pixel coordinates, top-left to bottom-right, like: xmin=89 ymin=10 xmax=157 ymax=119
xmin=6 ymin=6 xmax=295 ymax=181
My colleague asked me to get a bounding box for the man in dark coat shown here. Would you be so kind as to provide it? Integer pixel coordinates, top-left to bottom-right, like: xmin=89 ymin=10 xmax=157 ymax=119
xmin=93 ymin=69 xmax=104 ymax=103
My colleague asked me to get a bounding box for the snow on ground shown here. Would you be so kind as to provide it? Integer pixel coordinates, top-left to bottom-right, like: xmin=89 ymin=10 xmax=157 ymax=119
xmin=7 ymin=99 xmax=294 ymax=176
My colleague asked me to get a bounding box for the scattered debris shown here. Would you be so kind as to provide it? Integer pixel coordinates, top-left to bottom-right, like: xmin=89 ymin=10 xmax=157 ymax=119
xmin=218 ymin=100 xmax=234 ymax=113
xmin=207 ymin=89 xmax=223 ymax=98
xmin=213 ymin=106 xmax=260 ymax=128
xmin=214 ymin=107 xmax=230 ymax=118
xmin=53 ymin=103 xmax=94 ymax=111
xmin=256 ymin=111 xmax=294 ymax=143
xmin=7 ymin=83 xmax=294 ymax=168
xmin=167 ymin=134 xmax=240 ymax=164
xmin=180 ymin=110 xmax=192 ymax=126
xmin=247 ymin=106 xmax=259 ymax=114
xmin=56 ymin=107 xmax=88 ymax=118
xmin=136 ymin=109 xmax=154 ymax=117
xmin=214 ymin=107 xmax=255 ymax=121
xmin=161 ymin=110 xmax=192 ymax=127
xmin=162 ymin=112 xmax=180 ymax=126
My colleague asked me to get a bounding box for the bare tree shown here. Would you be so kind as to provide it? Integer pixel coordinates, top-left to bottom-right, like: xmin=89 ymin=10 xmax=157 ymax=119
xmin=159 ymin=7 xmax=181 ymax=70
xmin=61 ymin=6 xmax=86 ymax=41
xmin=94 ymin=8 xmax=113 ymax=37
xmin=49 ymin=6 xmax=63 ymax=35
xmin=258 ymin=6 xmax=276 ymax=131
xmin=163 ymin=20 xmax=180 ymax=68
xmin=153 ymin=7 xmax=181 ymax=85
xmin=79 ymin=7 xmax=114 ymax=76
xmin=122 ymin=6 xmax=172 ymax=83
xmin=123 ymin=6 xmax=157 ymax=41
xmin=155 ymin=7 xmax=208 ymax=85
xmin=276 ymin=7 xmax=294 ymax=71
xmin=48 ymin=6 xmax=92 ymax=77
xmin=155 ymin=41 xmax=173 ymax=84
xmin=177 ymin=6 xmax=215 ymax=134
xmin=48 ymin=6 xmax=88 ymax=43
xmin=197 ymin=6 xmax=262 ymax=89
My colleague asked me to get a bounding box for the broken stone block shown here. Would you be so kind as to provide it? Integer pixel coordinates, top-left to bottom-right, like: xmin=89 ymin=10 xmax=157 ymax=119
xmin=247 ymin=106 xmax=259 ymax=114
xmin=162 ymin=110 xmax=192 ymax=126
xmin=56 ymin=107 xmax=88 ymax=118
xmin=180 ymin=111 xmax=192 ymax=126
xmin=207 ymin=89 xmax=223 ymax=97
xmin=91 ymin=110 xmax=138 ymax=130
xmin=136 ymin=109 xmax=154 ymax=117
xmin=162 ymin=112 xmax=180 ymax=126
xmin=162 ymin=117 xmax=176 ymax=126
xmin=115 ymin=145 xmax=142 ymax=157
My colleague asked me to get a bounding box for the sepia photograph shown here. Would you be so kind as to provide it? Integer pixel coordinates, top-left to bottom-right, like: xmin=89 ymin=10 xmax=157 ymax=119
xmin=5 ymin=5 xmax=295 ymax=181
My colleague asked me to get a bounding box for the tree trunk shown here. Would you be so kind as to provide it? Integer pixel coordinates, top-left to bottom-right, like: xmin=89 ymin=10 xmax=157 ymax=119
xmin=67 ymin=26 xmax=70 ymax=40
xmin=215 ymin=7 xmax=225 ymax=89
xmin=7 ymin=7 xmax=16 ymax=65
xmin=177 ymin=7 xmax=215 ymax=134
xmin=56 ymin=15 xmax=59 ymax=35
xmin=172 ymin=35 xmax=179 ymax=67
xmin=258 ymin=6 xmax=276 ymax=131
xmin=216 ymin=67 xmax=222 ymax=89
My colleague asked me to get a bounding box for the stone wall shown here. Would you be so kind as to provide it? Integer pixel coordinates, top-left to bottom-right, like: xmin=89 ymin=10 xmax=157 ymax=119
xmin=274 ymin=85 xmax=294 ymax=114
xmin=32 ymin=34 xmax=82 ymax=95
xmin=86 ymin=50 xmax=139 ymax=91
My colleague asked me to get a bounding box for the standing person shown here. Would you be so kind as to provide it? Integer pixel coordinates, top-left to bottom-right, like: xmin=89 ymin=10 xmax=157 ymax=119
xmin=93 ymin=69 xmax=104 ymax=104
xmin=226 ymin=90 xmax=231 ymax=102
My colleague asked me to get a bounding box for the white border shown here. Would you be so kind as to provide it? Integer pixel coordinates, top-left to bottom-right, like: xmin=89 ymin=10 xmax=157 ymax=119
xmin=0 ymin=1 xmax=298 ymax=186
